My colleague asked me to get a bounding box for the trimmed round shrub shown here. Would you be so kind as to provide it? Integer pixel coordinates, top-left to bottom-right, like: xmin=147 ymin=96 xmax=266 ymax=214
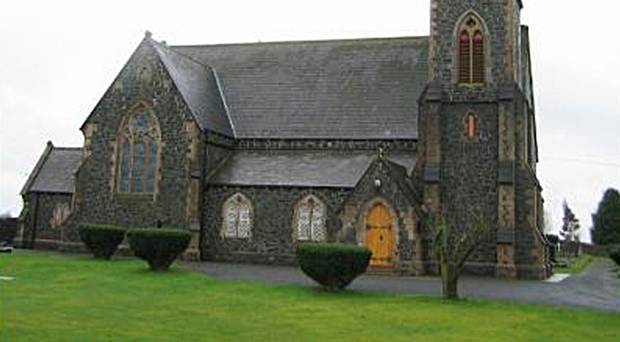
xmin=127 ymin=228 xmax=191 ymax=271
xmin=296 ymin=243 xmax=372 ymax=291
xmin=609 ymin=245 xmax=620 ymax=266
xmin=78 ymin=224 xmax=126 ymax=260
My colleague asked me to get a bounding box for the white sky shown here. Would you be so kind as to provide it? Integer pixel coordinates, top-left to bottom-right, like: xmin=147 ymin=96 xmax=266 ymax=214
xmin=1 ymin=0 xmax=618 ymax=242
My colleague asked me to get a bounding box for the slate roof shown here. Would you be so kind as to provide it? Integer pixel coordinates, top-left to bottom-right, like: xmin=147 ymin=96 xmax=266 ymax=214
xmin=152 ymin=42 xmax=233 ymax=136
xmin=22 ymin=144 xmax=82 ymax=194
xmin=208 ymin=151 xmax=416 ymax=188
xmin=170 ymin=36 xmax=428 ymax=140
xmin=388 ymin=153 xmax=417 ymax=174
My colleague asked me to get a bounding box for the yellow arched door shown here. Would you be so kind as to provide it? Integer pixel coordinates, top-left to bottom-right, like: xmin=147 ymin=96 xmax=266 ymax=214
xmin=366 ymin=204 xmax=394 ymax=267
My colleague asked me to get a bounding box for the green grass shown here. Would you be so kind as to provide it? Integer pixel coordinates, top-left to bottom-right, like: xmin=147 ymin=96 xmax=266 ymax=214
xmin=555 ymin=254 xmax=594 ymax=274
xmin=1 ymin=251 xmax=618 ymax=341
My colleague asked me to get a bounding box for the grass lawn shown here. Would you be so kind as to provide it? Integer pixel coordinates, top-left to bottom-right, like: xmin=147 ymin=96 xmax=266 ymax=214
xmin=554 ymin=254 xmax=594 ymax=274
xmin=1 ymin=251 xmax=619 ymax=341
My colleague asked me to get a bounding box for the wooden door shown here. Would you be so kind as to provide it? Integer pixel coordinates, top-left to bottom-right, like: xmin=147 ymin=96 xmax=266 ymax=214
xmin=366 ymin=204 xmax=394 ymax=267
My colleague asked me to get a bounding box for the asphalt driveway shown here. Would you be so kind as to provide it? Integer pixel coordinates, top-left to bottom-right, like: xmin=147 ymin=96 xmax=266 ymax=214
xmin=181 ymin=258 xmax=620 ymax=313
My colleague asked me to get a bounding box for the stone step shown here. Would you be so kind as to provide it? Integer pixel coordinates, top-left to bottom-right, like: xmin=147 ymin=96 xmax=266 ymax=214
xmin=367 ymin=266 xmax=397 ymax=276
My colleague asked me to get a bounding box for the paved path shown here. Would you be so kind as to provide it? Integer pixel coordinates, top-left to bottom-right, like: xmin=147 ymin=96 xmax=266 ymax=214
xmin=181 ymin=258 xmax=620 ymax=313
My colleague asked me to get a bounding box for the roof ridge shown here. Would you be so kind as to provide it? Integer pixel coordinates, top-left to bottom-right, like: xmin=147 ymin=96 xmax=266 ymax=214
xmin=150 ymin=39 xmax=214 ymax=69
xmin=52 ymin=147 xmax=83 ymax=151
xmin=171 ymin=35 xmax=429 ymax=49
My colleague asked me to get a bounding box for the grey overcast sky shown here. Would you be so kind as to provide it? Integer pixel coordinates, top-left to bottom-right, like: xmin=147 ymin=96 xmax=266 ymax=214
xmin=1 ymin=0 xmax=618 ymax=241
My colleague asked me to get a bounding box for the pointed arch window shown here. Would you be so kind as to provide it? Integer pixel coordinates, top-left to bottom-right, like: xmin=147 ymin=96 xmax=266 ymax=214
xmin=222 ymin=193 xmax=252 ymax=239
xmin=458 ymin=16 xmax=486 ymax=84
xmin=295 ymin=195 xmax=326 ymax=242
xmin=117 ymin=106 xmax=160 ymax=193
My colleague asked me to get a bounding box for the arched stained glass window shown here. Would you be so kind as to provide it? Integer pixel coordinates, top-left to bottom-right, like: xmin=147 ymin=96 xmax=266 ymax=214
xmin=222 ymin=193 xmax=252 ymax=239
xmin=295 ymin=195 xmax=326 ymax=242
xmin=458 ymin=16 xmax=486 ymax=84
xmin=117 ymin=107 xmax=160 ymax=194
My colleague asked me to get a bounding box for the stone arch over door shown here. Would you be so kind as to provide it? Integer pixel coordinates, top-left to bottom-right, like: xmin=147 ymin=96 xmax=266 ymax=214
xmin=358 ymin=197 xmax=400 ymax=268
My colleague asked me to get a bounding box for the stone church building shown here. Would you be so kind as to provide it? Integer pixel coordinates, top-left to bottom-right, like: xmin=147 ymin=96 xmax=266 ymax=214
xmin=17 ymin=0 xmax=550 ymax=278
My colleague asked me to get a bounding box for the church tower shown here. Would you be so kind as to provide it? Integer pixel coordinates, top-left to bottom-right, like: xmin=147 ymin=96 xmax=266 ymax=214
xmin=418 ymin=0 xmax=549 ymax=278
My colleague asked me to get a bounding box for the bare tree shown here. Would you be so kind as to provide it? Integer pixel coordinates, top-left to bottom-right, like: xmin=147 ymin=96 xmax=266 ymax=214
xmin=560 ymin=200 xmax=580 ymax=242
xmin=560 ymin=200 xmax=581 ymax=257
xmin=428 ymin=212 xmax=491 ymax=300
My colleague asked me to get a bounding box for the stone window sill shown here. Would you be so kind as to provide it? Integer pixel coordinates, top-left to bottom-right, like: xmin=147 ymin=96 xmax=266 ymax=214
xmin=114 ymin=192 xmax=156 ymax=203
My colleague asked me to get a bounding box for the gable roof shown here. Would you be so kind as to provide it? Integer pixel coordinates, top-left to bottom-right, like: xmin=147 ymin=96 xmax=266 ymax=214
xmin=339 ymin=155 xmax=421 ymax=209
xmin=171 ymin=36 xmax=428 ymax=140
xmin=207 ymin=150 xmax=416 ymax=188
xmin=21 ymin=143 xmax=82 ymax=195
xmin=151 ymin=41 xmax=233 ymax=136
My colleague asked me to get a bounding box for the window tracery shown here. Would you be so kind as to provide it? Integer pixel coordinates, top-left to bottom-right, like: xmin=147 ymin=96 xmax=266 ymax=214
xmin=458 ymin=15 xmax=486 ymax=84
xmin=295 ymin=195 xmax=326 ymax=242
xmin=117 ymin=107 xmax=160 ymax=193
xmin=222 ymin=193 xmax=252 ymax=239
xmin=49 ymin=203 xmax=71 ymax=229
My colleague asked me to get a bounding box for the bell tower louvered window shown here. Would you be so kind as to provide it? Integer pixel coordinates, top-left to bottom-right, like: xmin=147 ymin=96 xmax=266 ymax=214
xmin=458 ymin=16 xmax=486 ymax=85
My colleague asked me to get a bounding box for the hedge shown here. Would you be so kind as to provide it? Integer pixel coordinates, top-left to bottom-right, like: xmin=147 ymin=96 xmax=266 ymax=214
xmin=78 ymin=224 xmax=126 ymax=259
xmin=0 ymin=218 xmax=17 ymax=245
xmin=127 ymin=228 xmax=191 ymax=271
xmin=0 ymin=227 xmax=17 ymax=245
xmin=296 ymin=243 xmax=372 ymax=291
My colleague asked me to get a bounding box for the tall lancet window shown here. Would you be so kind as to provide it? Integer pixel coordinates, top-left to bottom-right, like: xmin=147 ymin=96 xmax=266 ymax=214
xmin=117 ymin=106 xmax=160 ymax=193
xmin=458 ymin=15 xmax=486 ymax=84
xmin=294 ymin=195 xmax=327 ymax=242
xmin=465 ymin=112 xmax=479 ymax=140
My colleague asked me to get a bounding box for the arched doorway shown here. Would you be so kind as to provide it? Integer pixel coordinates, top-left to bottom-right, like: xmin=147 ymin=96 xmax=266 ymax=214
xmin=366 ymin=203 xmax=394 ymax=267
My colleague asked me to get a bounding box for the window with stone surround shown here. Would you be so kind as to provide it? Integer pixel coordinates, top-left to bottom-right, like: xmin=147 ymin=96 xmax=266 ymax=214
xmin=465 ymin=112 xmax=479 ymax=140
xmin=222 ymin=193 xmax=252 ymax=239
xmin=116 ymin=106 xmax=160 ymax=194
xmin=294 ymin=195 xmax=326 ymax=242
xmin=49 ymin=203 xmax=71 ymax=229
xmin=458 ymin=15 xmax=485 ymax=85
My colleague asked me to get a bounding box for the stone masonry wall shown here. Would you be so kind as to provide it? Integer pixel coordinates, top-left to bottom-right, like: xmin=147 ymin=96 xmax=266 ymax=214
xmin=338 ymin=160 xmax=422 ymax=274
xmin=202 ymin=186 xmax=349 ymax=264
xmin=67 ymin=39 xmax=198 ymax=238
xmin=440 ymin=102 xmax=499 ymax=274
xmin=201 ymin=157 xmax=424 ymax=274
xmin=20 ymin=192 xmax=72 ymax=249
xmin=513 ymin=89 xmax=549 ymax=278
xmin=429 ymin=0 xmax=521 ymax=88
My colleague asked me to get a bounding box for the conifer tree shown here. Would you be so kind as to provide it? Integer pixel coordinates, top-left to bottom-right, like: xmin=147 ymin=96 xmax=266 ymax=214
xmin=592 ymin=188 xmax=620 ymax=245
